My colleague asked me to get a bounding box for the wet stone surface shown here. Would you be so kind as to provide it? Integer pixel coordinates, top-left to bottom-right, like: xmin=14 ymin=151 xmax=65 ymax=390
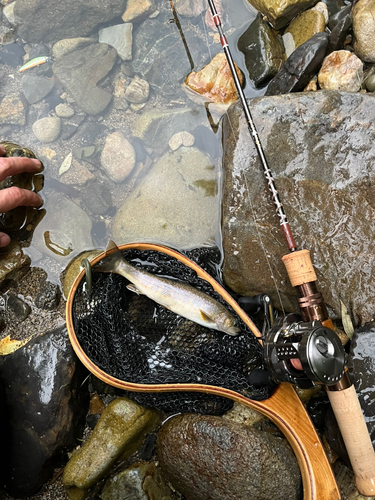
xmin=222 ymin=90 xmax=375 ymax=324
xmin=157 ymin=413 xmax=302 ymax=500
xmin=0 ymin=325 xmax=89 ymax=497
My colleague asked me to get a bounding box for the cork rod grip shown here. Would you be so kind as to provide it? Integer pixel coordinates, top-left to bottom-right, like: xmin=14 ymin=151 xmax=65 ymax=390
xmin=327 ymin=385 xmax=375 ymax=496
xmin=282 ymin=249 xmax=316 ymax=287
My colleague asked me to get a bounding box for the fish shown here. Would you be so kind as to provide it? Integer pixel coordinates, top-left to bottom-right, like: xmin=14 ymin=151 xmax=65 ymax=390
xmin=19 ymin=56 xmax=52 ymax=72
xmin=93 ymin=241 xmax=241 ymax=336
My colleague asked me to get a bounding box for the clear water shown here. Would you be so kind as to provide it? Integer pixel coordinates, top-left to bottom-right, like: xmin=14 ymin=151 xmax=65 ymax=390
xmin=0 ymin=0 xmax=265 ymax=286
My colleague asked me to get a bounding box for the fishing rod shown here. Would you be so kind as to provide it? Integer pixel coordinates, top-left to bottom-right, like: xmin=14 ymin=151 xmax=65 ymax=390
xmin=207 ymin=0 xmax=375 ymax=496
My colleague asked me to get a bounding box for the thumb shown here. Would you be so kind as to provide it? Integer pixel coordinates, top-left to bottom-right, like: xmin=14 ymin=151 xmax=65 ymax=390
xmin=0 ymin=233 xmax=11 ymax=248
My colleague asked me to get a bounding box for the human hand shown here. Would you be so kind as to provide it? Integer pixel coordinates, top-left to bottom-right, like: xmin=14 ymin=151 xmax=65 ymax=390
xmin=0 ymin=145 xmax=43 ymax=247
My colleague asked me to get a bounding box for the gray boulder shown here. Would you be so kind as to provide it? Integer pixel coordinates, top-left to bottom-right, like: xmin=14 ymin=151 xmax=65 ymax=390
xmin=222 ymin=90 xmax=375 ymax=324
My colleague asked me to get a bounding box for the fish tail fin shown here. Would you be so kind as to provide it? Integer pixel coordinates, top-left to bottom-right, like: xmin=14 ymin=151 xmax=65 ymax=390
xmin=93 ymin=240 xmax=123 ymax=273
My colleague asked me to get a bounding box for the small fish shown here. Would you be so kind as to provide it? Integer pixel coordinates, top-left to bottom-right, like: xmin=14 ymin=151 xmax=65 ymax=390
xmin=19 ymin=56 xmax=52 ymax=72
xmin=93 ymin=241 xmax=241 ymax=336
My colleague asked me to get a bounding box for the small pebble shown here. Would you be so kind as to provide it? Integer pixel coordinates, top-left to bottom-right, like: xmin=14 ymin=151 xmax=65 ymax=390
xmin=55 ymin=103 xmax=75 ymax=118
xmin=169 ymin=131 xmax=195 ymax=151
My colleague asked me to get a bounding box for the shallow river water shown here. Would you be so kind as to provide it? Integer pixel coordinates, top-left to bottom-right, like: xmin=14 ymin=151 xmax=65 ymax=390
xmin=0 ymin=0 xmax=265 ymax=287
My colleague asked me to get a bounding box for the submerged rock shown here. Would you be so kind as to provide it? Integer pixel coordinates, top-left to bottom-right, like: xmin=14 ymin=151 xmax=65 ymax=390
xmin=98 ymin=23 xmax=133 ymax=61
xmin=222 ymin=91 xmax=375 ymax=324
xmin=121 ymin=0 xmax=156 ymax=23
xmin=63 ymin=397 xmax=161 ymax=497
xmin=22 ymin=74 xmax=55 ymax=105
xmin=132 ymin=107 xmax=203 ymax=148
xmin=0 ymin=93 xmax=26 ymax=125
xmin=129 ymin=14 xmax=210 ymax=96
xmin=14 ymin=0 xmax=126 ymax=43
xmin=238 ymin=15 xmax=285 ymax=88
xmin=101 ymin=131 xmax=136 ymax=183
xmin=53 ymin=43 xmax=117 ymax=115
xmin=266 ymin=32 xmax=329 ymax=95
xmin=244 ymin=0 xmax=317 ymax=29
xmin=0 ymin=326 xmax=88 ymax=497
xmin=157 ymin=413 xmax=302 ymax=500
xmin=31 ymin=192 xmax=93 ymax=262
xmin=112 ymin=147 xmax=219 ymax=249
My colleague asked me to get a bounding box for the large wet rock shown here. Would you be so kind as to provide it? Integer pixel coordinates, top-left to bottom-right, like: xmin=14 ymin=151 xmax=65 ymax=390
xmin=265 ymin=32 xmax=329 ymax=95
xmin=238 ymin=14 xmax=285 ymax=88
xmin=244 ymin=0 xmax=317 ymax=29
xmin=63 ymin=397 xmax=161 ymax=498
xmin=53 ymin=43 xmax=117 ymax=115
xmin=157 ymin=413 xmax=302 ymax=500
xmin=14 ymin=0 xmax=126 ymax=43
xmin=112 ymin=147 xmax=219 ymax=249
xmin=222 ymin=90 xmax=375 ymax=324
xmin=129 ymin=13 xmax=212 ymax=96
xmin=0 ymin=325 xmax=88 ymax=497
xmin=348 ymin=322 xmax=375 ymax=446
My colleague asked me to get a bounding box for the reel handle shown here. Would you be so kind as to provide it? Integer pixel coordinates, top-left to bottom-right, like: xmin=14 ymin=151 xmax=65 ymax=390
xmin=282 ymin=249 xmax=375 ymax=497
xmin=327 ymin=382 xmax=375 ymax=496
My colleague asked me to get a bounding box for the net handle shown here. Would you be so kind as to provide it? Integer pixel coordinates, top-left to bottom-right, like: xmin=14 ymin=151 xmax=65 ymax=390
xmin=66 ymin=242 xmax=340 ymax=500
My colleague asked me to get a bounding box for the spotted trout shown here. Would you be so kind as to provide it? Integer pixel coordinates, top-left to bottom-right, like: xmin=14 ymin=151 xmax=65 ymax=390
xmin=93 ymin=241 xmax=240 ymax=335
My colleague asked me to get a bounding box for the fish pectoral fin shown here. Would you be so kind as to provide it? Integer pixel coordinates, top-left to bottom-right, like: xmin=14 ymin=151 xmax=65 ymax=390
xmin=199 ymin=310 xmax=216 ymax=324
xmin=126 ymin=284 xmax=144 ymax=295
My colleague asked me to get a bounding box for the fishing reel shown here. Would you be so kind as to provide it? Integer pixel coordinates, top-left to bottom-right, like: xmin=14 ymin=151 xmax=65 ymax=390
xmin=240 ymin=295 xmax=346 ymax=390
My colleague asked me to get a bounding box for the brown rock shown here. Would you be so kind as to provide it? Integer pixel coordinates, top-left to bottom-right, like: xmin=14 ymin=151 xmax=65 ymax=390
xmin=353 ymin=0 xmax=375 ymax=63
xmin=318 ymin=50 xmax=363 ymax=92
xmin=285 ymin=9 xmax=326 ymax=49
xmin=157 ymin=413 xmax=301 ymax=500
xmin=60 ymin=159 xmax=95 ymax=186
xmin=121 ymin=0 xmax=156 ymax=23
xmin=244 ymin=0 xmax=317 ymax=30
xmin=0 ymin=94 xmax=26 ymax=125
xmin=184 ymin=53 xmax=242 ymax=105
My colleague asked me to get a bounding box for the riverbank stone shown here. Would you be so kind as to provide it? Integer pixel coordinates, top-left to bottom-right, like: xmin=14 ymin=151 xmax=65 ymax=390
xmin=63 ymin=397 xmax=161 ymax=498
xmin=222 ymin=90 xmax=375 ymax=324
xmin=238 ymin=14 xmax=285 ymax=87
xmin=244 ymin=0 xmax=317 ymax=29
xmin=353 ymin=0 xmax=375 ymax=63
xmin=101 ymin=462 xmax=173 ymax=500
xmin=0 ymin=325 xmax=88 ymax=497
xmin=157 ymin=413 xmax=301 ymax=500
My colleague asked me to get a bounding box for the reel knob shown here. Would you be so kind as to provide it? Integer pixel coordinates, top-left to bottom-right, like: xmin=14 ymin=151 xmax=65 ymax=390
xmin=264 ymin=316 xmax=346 ymax=389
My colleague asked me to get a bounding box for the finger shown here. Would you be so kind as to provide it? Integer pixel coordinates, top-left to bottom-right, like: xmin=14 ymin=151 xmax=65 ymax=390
xmin=0 ymin=156 xmax=42 ymax=182
xmin=0 ymin=146 xmax=5 ymax=157
xmin=0 ymin=233 xmax=11 ymax=248
xmin=0 ymin=187 xmax=43 ymax=212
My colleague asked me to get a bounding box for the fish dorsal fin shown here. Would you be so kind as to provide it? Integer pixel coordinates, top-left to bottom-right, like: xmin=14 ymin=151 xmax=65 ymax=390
xmin=106 ymin=240 xmax=119 ymax=253
xmin=200 ymin=310 xmax=215 ymax=324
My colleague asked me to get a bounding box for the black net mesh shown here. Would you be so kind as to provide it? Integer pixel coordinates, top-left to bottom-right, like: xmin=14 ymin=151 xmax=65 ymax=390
xmin=72 ymin=247 xmax=273 ymax=415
